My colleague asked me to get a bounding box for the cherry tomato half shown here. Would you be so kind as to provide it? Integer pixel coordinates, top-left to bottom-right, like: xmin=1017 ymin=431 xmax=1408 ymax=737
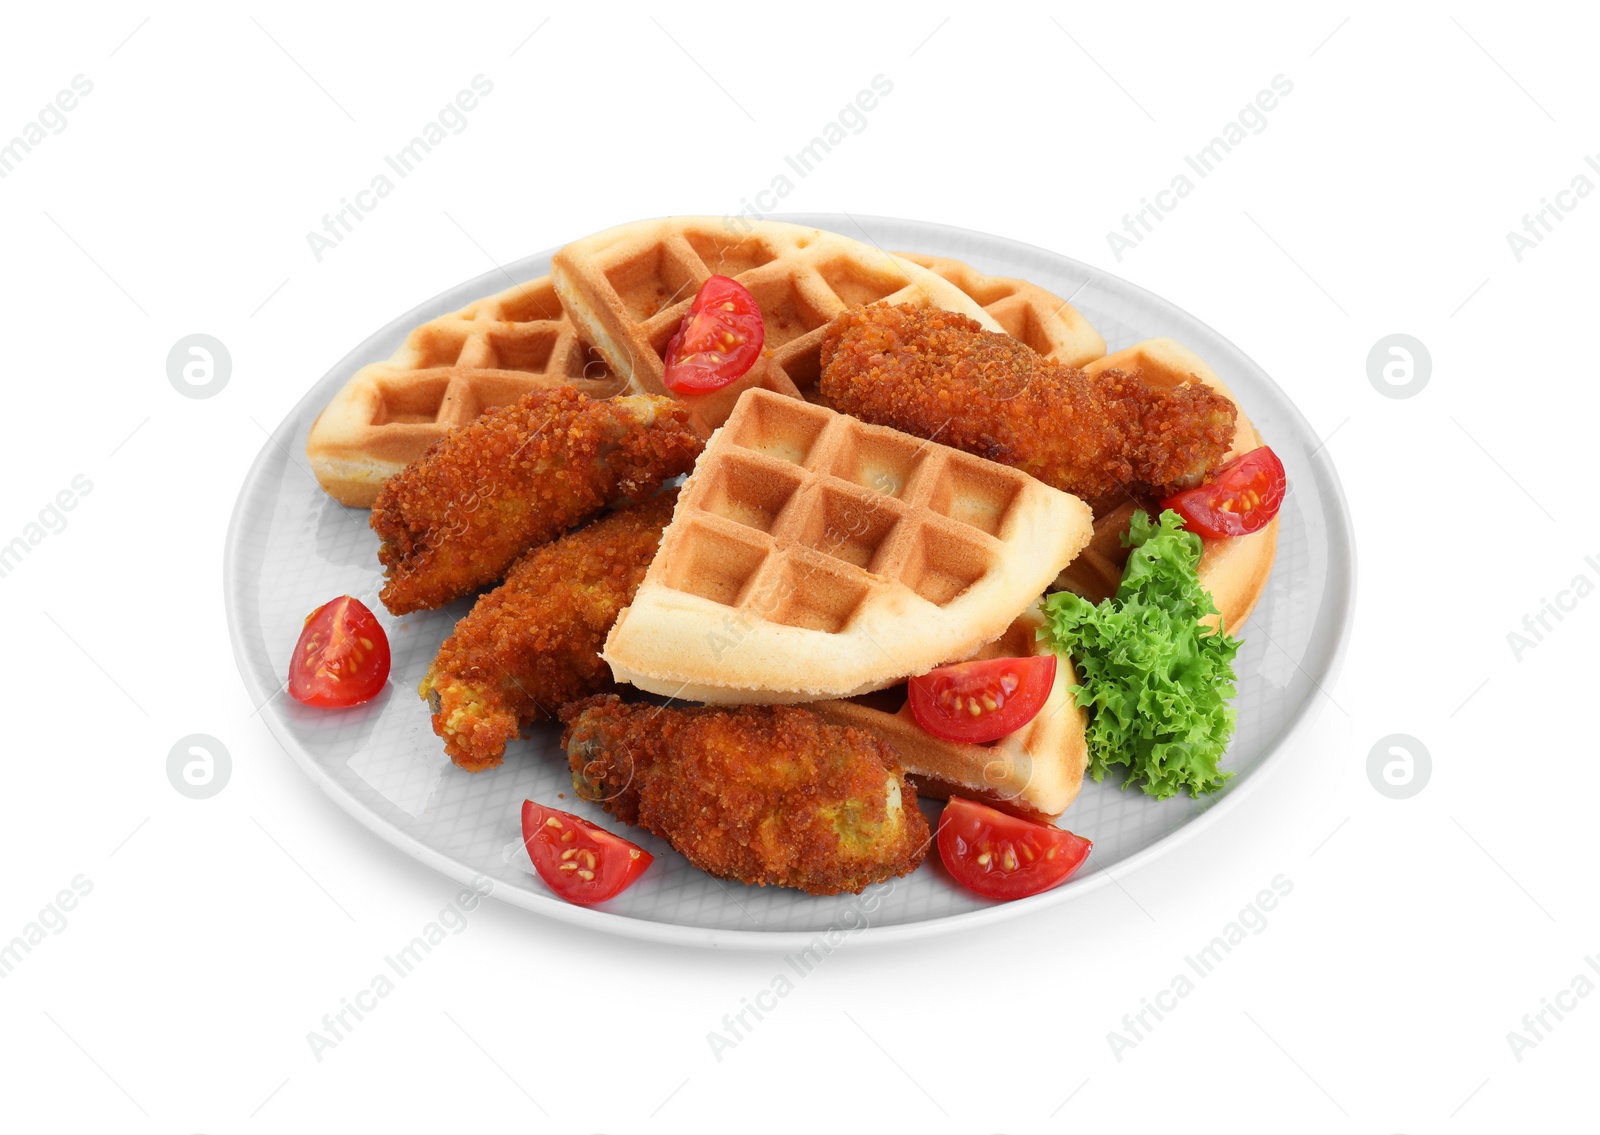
xmin=907 ymin=655 xmax=1057 ymax=744
xmin=937 ymin=797 xmax=1092 ymax=901
xmin=662 ymin=275 xmax=765 ymax=394
xmin=1160 ymin=445 xmax=1286 ymax=539
xmin=521 ymin=801 xmax=653 ymax=906
xmin=288 ymin=596 xmax=391 ymax=708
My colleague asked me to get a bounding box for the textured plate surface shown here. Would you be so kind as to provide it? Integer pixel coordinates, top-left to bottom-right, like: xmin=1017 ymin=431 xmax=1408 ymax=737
xmin=224 ymin=214 xmax=1355 ymax=949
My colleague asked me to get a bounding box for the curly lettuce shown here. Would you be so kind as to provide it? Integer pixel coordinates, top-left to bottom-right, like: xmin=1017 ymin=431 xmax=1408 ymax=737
xmin=1041 ymin=509 xmax=1239 ymax=799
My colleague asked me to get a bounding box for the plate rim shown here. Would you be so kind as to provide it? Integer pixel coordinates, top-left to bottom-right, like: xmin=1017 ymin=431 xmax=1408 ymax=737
xmin=223 ymin=212 xmax=1358 ymax=950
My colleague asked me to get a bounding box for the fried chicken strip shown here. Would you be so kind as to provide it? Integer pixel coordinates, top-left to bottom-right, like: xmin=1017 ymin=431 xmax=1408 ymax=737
xmin=560 ymin=696 xmax=930 ymax=895
xmin=371 ymin=386 xmax=701 ymax=614
xmin=819 ymin=304 xmax=1236 ymax=501
xmin=419 ymin=491 xmax=677 ymax=772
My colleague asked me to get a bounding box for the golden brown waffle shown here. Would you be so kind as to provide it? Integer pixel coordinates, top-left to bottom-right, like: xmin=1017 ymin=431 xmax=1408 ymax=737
xmin=809 ymin=602 xmax=1088 ymax=821
xmin=1055 ymin=338 xmax=1278 ymax=631
xmin=306 ymin=275 xmax=624 ymax=507
xmin=551 ymin=218 xmax=1002 ymax=434
xmin=896 ymin=251 xmax=1106 ymax=367
xmin=603 ymin=388 xmax=1094 ymax=703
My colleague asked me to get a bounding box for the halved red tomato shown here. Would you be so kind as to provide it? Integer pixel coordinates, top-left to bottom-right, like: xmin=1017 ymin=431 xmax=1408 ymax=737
xmin=288 ymin=596 xmax=391 ymax=708
xmin=521 ymin=801 xmax=653 ymax=906
xmin=937 ymin=797 xmax=1091 ymax=901
xmin=1161 ymin=445 xmax=1286 ymax=539
xmin=662 ymin=275 xmax=765 ymax=393
xmin=907 ymin=655 xmax=1057 ymax=744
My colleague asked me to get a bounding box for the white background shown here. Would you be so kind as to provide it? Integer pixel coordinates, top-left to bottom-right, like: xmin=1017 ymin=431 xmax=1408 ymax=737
xmin=1 ymin=2 xmax=1593 ymax=1131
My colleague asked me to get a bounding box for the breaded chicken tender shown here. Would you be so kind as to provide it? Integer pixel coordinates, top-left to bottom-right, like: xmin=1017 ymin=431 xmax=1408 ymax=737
xmin=560 ymin=697 xmax=930 ymax=895
xmin=371 ymin=387 xmax=701 ymax=614
xmin=819 ymin=304 xmax=1236 ymax=502
xmin=419 ymin=491 xmax=677 ymax=772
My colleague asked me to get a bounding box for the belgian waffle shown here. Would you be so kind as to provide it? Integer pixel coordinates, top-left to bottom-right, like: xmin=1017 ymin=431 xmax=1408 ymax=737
xmin=809 ymin=602 xmax=1089 ymax=821
xmin=1055 ymin=338 xmax=1279 ymax=631
xmin=551 ymin=218 xmax=1002 ymax=434
xmin=896 ymin=251 xmax=1107 ymax=368
xmin=603 ymin=388 xmax=1095 ymax=703
xmin=306 ymin=275 xmax=623 ymax=507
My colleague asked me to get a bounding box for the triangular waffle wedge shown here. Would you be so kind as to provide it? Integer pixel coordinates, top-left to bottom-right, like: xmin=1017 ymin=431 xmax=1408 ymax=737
xmin=808 ymin=602 xmax=1088 ymax=821
xmin=551 ymin=218 xmax=1003 ymax=434
xmin=306 ymin=275 xmax=624 ymax=507
xmin=1054 ymin=338 xmax=1279 ymax=631
xmin=896 ymin=251 xmax=1107 ymax=368
xmin=603 ymin=388 xmax=1095 ymax=703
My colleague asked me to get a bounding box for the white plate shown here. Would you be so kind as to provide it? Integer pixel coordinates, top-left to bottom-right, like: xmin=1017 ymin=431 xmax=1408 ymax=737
xmin=224 ymin=214 xmax=1355 ymax=949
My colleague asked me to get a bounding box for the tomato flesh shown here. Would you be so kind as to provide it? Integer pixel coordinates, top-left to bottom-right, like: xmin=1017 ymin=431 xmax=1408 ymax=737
xmin=1161 ymin=446 xmax=1286 ymax=539
xmin=288 ymin=596 xmax=391 ymax=708
xmin=907 ymin=655 xmax=1057 ymax=744
xmin=937 ymin=797 xmax=1091 ymax=901
xmin=662 ymin=275 xmax=765 ymax=393
xmin=521 ymin=801 xmax=653 ymax=906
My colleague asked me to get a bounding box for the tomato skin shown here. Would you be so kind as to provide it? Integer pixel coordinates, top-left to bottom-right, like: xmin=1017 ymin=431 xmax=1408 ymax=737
xmin=662 ymin=275 xmax=765 ymax=394
xmin=907 ymin=655 xmax=1057 ymax=744
xmin=1161 ymin=446 xmax=1286 ymax=539
xmin=288 ymin=596 xmax=391 ymax=708
xmin=521 ymin=801 xmax=653 ymax=906
xmin=937 ymin=797 xmax=1091 ymax=901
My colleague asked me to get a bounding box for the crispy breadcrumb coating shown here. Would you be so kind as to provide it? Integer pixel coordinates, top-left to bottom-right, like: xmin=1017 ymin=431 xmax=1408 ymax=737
xmin=560 ymin=696 xmax=930 ymax=895
xmin=819 ymin=304 xmax=1236 ymax=501
xmin=371 ymin=387 xmax=701 ymax=614
xmin=419 ymin=491 xmax=677 ymax=773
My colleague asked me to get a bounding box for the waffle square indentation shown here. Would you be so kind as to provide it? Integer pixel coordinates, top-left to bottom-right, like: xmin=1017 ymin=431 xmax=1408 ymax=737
xmin=767 ymin=557 xmax=871 ymax=633
xmin=816 ymin=256 xmax=903 ymax=308
xmin=451 ymin=373 xmax=549 ymax=416
xmin=988 ymin=294 xmax=1056 ymax=356
xmin=604 ymin=245 xmax=702 ymax=323
xmin=562 ymin=341 xmax=616 ymax=383
xmin=694 ymin=456 xmax=803 ymax=535
xmin=685 ymin=230 xmax=777 ymax=278
xmin=793 ymin=487 xmax=903 ymax=571
xmin=373 ymin=372 xmax=452 ymax=424
xmin=724 ymin=395 xmax=832 ymax=465
xmin=406 ymin=324 xmax=471 ymax=368
xmin=743 ymin=274 xmax=837 ymax=350
xmin=825 ymin=431 xmax=928 ymax=500
xmin=485 ymin=278 xmax=565 ymax=323
xmin=957 ymin=274 xmax=1017 ymax=308
xmin=481 ymin=327 xmax=560 ymax=372
xmin=660 ymin=525 xmax=767 ymax=607
xmin=769 ymin=335 xmax=826 ymax=396
xmin=899 ymin=525 xmax=993 ymax=607
xmin=926 ymin=454 xmax=1024 ymax=537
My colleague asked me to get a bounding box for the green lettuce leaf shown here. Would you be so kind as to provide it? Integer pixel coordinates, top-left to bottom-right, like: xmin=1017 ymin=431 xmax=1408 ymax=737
xmin=1041 ymin=509 xmax=1240 ymax=799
